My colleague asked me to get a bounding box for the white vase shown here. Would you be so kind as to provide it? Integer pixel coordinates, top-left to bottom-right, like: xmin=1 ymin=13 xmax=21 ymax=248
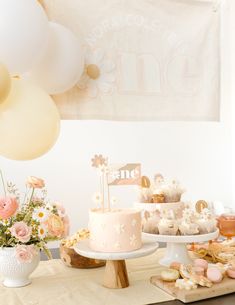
xmin=0 ymin=247 xmax=40 ymax=287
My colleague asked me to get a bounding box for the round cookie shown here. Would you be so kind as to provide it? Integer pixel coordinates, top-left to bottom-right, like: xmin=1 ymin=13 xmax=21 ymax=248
xmin=161 ymin=269 xmax=180 ymax=282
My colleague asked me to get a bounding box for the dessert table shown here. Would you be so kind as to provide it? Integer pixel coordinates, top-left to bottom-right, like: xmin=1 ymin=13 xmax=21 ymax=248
xmin=0 ymin=248 xmax=234 ymax=305
xmin=0 ymin=249 xmax=175 ymax=305
xmin=45 ymin=248 xmax=235 ymax=305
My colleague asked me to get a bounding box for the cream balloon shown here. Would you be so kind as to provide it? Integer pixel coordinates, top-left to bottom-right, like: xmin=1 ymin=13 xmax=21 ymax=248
xmin=0 ymin=63 xmax=11 ymax=103
xmin=0 ymin=79 xmax=60 ymax=160
xmin=0 ymin=0 xmax=49 ymax=74
xmin=28 ymin=22 xmax=84 ymax=94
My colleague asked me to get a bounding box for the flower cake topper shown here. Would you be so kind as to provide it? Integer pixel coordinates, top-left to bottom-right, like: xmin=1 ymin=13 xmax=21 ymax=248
xmin=91 ymin=154 xmax=141 ymax=212
xmin=91 ymin=154 xmax=108 ymax=169
xmin=91 ymin=154 xmax=113 ymax=212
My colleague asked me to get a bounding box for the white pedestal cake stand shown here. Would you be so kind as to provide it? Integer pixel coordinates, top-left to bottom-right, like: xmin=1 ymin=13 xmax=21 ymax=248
xmin=143 ymin=229 xmax=219 ymax=267
xmin=74 ymin=239 xmax=159 ymax=289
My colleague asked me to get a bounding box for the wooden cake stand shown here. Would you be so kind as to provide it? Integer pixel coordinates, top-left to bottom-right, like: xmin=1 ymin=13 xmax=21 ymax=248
xmin=74 ymin=239 xmax=159 ymax=289
xmin=143 ymin=229 xmax=219 ymax=266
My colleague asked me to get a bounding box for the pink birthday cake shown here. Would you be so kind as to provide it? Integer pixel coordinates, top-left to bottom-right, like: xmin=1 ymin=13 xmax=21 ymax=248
xmin=89 ymin=208 xmax=142 ymax=252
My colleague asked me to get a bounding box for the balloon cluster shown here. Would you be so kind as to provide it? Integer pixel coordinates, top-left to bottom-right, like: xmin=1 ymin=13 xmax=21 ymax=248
xmin=0 ymin=0 xmax=84 ymax=160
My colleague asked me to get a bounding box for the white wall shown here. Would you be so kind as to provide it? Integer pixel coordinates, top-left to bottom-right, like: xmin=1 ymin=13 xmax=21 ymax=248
xmin=0 ymin=0 xmax=233 ymax=238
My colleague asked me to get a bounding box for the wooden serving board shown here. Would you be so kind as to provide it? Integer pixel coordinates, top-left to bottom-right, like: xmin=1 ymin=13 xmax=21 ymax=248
xmin=60 ymin=245 xmax=105 ymax=269
xmin=151 ymin=275 xmax=235 ymax=303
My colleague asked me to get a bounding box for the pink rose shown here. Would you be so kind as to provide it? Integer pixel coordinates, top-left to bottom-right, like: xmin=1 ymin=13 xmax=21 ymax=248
xmin=15 ymin=245 xmax=36 ymax=263
xmin=26 ymin=176 xmax=45 ymax=189
xmin=47 ymin=214 xmax=64 ymax=238
xmin=10 ymin=221 xmax=32 ymax=243
xmin=0 ymin=196 xmax=18 ymax=220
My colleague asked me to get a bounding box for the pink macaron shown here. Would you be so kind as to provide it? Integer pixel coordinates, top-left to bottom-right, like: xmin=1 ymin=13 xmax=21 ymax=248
xmin=206 ymin=268 xmax=223 ymax=283
xmin=194 ymin=258 xmax=208 ymax=270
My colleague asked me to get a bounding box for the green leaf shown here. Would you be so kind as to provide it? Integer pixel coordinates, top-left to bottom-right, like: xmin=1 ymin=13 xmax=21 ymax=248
xmin=42 ymin=245 xmax=52 ymax=260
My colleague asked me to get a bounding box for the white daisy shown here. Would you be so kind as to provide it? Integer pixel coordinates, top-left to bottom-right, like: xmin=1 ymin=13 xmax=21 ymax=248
xmin=200 ymin=208 xmax=212 ymax=220
xmin=182 ymin=208 xmax=195 ymax=221
xmin=38 ymin=224 xmax=48 ymax=239
xmin=92 ymin=192 xmax=103 ymax=205
xmin=32 ymin=207 xmax=49 ymax=222
xmin=114 ymin=223 xmax=125 ymax=234
xmin=114 ymin=241 xmax=121 ymax=249
xmin=77 ymin=48 xmax=116 ymax=98
xmin=131 ymin=219 xmax=137 ymax=227
xmin=0 ymin=219 xmax=10 ymax=226
xmin=130 ymin=234 xmax=137 ymax=246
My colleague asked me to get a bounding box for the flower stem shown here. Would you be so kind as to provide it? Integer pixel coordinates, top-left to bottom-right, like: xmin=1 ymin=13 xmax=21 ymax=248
xmin=107 ymin=173 xmax=110 ymax=211
xmin=28 ymin=188 xmax=35 ymax=204
xmin=102 ymin=172 xmax=105 ymax=212
xmin=23 ymin=187 xmax=29 ymax=205
xmin=42 ymin=245 xmax=52 ymax=260
xmin=0 ymin=169 xmax=6 ymax=196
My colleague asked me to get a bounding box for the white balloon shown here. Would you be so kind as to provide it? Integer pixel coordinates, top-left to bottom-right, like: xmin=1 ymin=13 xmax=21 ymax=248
xmin=28 ymin=22 xmax=84 ymax=95
xmin=0 ymin=0 xmax=49 ymax=74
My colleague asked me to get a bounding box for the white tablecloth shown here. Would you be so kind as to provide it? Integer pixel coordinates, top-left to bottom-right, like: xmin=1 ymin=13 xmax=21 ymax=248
xmin=0 ymin=248 xmax=174 ymax=305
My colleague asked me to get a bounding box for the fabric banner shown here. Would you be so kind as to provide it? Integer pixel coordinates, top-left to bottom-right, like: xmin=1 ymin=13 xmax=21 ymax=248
xmin=43 ymin=0 xmax=220 ymax=121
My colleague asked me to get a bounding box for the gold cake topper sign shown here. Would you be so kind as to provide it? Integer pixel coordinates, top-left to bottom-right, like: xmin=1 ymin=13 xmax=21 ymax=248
xmin=91 ymin=154 xmax=141 ymax=211
xmin=108 ymin=163 xmax=141 ymax=186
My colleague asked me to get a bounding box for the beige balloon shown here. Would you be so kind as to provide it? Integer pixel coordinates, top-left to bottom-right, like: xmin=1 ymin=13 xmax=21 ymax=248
xmin=0 ymin=79 xmax=60 ymax=160
xmin=0 ymin=63 xmax=11 ymax=104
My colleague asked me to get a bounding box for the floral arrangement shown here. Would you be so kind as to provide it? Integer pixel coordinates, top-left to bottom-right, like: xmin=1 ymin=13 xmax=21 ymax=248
xmin=0 ymin=171 xmax=69 ymax=263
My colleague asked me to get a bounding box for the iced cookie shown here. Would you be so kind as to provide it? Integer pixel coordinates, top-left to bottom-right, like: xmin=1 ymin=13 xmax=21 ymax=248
xmin=161 ymin=269 xmax=180 ymax=282
xmin=175 ymin=278 xmax=197 ymax=290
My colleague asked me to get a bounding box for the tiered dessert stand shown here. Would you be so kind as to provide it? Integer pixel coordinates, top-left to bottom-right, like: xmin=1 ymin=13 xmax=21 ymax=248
xmin=143 ymin=229 xmax=219 ymax=266
xmin=74 ymin=239 xmax=159 ymax=289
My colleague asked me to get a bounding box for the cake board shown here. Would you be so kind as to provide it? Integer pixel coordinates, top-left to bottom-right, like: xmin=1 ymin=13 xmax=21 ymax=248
xmin=74 ymin=239 xmax=159 ymax=289
xmin=143 ymin=229 xmax=219 ymax=266
xmin=150 ymin=275 xmax=235 ymax=303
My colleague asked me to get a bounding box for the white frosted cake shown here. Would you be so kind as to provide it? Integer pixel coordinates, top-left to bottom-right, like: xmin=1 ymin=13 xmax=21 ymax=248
xmin=89 ymin=208 xmax=142 ymax=252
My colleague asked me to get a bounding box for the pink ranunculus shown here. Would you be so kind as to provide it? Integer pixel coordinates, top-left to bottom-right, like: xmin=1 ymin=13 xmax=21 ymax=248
xmin=62 ymin=215 xmax=70 ymax=238
xmin=26 ymin=176 xmax=45 ymax=189
xmin=0 ymin=196 xmax=18 ymax=220
xmin=15 ymin=245 xmax=34 ymax=263
xmin=10 ymin=221 xmax=32 ymax=243
xmin=47 ymin=214 xmax=64 ymax=238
